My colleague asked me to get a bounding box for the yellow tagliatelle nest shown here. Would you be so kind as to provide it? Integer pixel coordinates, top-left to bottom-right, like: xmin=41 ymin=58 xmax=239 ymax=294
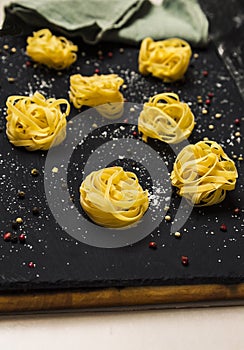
xmin=6 ymin=92 xmax=70 ymax=151
xmin=171 ymin=141 xmax=238 ymax=206
xmin=70 ymin=74 xmax=124 ymax=119
xmin=80 ymin=166 xmax=149 ymax=228
xmin=138 ymin=92 xmax=195 ymax=144
xmin=138 ymin=37 xmax=192 ymax=82
xmin=26 ymin=29 xmax=78 ymax=70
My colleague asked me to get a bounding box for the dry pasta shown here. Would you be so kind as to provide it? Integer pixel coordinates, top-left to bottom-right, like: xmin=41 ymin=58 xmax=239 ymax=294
xmin=138 ymin=92 xmax=195 ymax=144
xmin=80 ymin=166 xmax=149 ymax=228
xmin=26 ymin=29 xmax=78 ymax=70
xmin=171 ymin=140 xmax=238 ymax=206
xmin=69 ymin=74 xmax=124 ymax=119
xmin=6 ymin=92 xmax=70 ymax=151
xmin=138 ymin=37 xmax=192 ymax=82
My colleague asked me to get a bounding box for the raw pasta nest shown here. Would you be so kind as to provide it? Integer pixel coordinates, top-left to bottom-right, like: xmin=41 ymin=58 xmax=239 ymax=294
xmin=70 ymin=74 xmax=124 ymax=119
xmin=6 ymin=92 xmax=70 ymax=151
xmin=138 ymin=37 xmax=192 ymax=82
xmin=171 ymin=141 xmax=238 ymax=206
xmin=138 ymin=92 xmax=195 ymax=144
xmin=80 ymin=166 xmax=149 ymax=228
xmin=26 ymin=29 xmax=78 ymax=70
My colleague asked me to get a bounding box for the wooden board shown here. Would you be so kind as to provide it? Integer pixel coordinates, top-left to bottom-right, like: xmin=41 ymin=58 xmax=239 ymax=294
xmin=1 ymin=284 xmax=244 ymax=314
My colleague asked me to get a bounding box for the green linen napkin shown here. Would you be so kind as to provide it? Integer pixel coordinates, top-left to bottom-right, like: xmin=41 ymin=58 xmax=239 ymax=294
xmin=4 ymin=0 xmax=208 ymax=46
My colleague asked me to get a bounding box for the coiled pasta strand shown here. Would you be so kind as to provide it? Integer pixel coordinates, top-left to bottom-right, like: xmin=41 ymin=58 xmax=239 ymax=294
xmin=6 ymin=92 xmax=70 ymax=151
xmin=80 ymin=167 xmax=149 ymax=228
xmin=70 ymin=74 xmax=124 ymax=119
xmin=26 ymin=29 xmax=78 ymax=70
xmin=139 ymin=37 xmax=192 ymax=82
xmin=138 ymin=92 xmax=195 ymax=144
xmin=171 ymin=140 xmax=238 ymax=206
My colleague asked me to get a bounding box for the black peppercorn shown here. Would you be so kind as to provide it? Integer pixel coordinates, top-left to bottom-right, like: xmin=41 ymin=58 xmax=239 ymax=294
xmin=12 ymin=221 xmax=18 ymax=230
xmin=10 ymin=234 xmax=18 ymax=243
xmin=32 ymin=207 xmax=40 ymax=216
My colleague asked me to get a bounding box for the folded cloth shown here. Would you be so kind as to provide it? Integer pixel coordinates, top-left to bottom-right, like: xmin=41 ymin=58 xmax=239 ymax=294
xmin=3 ymin=0 xmax=208 ymax=46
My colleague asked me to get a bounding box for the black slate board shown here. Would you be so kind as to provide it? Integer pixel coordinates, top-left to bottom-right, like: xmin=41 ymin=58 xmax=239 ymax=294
xmin=0 ymin=1 xmax=243 ymax=297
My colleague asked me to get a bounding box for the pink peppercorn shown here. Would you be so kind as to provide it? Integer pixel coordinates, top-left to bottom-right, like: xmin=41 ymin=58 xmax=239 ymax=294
xmin=181 ymin=256 xmax=189 ymax=266
xmin=149 ymin=241 xmax=157 ymax=249
xmin=3 ymin=232 xmax=12 ymax=242
xmin=220 ymin=224 xmax=227 ymax=232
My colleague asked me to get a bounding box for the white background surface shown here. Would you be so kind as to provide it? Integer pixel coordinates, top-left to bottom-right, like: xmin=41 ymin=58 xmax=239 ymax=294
xmin=0 ymin=1 xmax=244 ymax=349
